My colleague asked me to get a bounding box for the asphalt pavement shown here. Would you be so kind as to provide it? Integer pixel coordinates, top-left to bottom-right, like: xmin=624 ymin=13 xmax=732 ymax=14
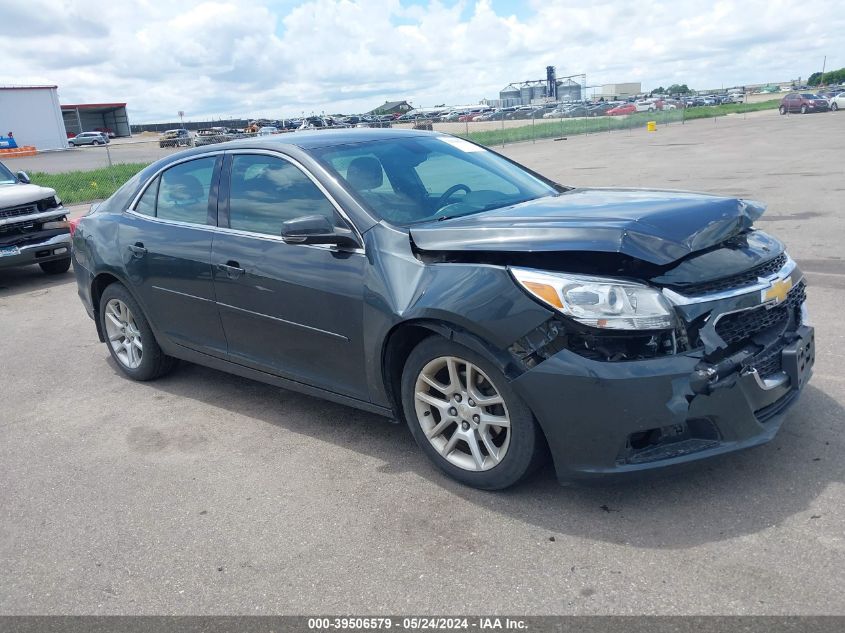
xmin=1 ymin=109 xmax=843 ymax=615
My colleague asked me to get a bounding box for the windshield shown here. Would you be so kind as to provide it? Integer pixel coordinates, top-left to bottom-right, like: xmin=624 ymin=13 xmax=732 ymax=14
xmin=313 ymin=135 xmax=558 ymax=225
xmin=0 ymin=162 xmax=17 ymax=184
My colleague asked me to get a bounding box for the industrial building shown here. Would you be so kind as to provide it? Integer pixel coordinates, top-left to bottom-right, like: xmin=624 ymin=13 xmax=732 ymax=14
xmin=0 ymin=86 xmax=132 ymax=150
xmin=0 ymin=85 xmax=68 ymax=150
xmin=62 ymin=103 xmax=131 ymax=138
xmin=492 ymin=67 xmax=583 ymax=107
xmin=599 ymin=82 xmax=642 ymax=100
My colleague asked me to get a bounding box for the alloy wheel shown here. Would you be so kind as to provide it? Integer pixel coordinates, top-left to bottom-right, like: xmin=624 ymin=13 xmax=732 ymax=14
xmin=104 ymin=299 xmax=143 ymax=369
xmin=413 ymin=356 xmax=511 ymax=472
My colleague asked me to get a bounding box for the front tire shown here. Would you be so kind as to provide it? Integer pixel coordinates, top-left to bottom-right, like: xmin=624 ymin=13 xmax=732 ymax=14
xmin=401 ymin=337 xmax=543 ymax=490
xmin=99 ymin=283 xmax=176 ymax=381
xmin=92 ymin=139 xmax=101 ymax=145
xmin=832 ymin=103 xmax=839 ymax=111
xmin=801 ymin=105 xmax=808 ymax=114
xmin=39 ymin=258 xmax=71 ymax=275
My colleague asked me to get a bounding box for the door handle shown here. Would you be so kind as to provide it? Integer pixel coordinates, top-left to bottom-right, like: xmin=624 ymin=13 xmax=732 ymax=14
xmin=128 ymin=243 xmax=147 ymax=257
xmin=217 ymin=261 xmax=245 ymax=279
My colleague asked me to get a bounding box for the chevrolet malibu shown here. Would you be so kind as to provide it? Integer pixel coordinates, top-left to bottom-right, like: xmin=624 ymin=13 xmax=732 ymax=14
xmin=71 ymin=129 xmax=814 ymax=489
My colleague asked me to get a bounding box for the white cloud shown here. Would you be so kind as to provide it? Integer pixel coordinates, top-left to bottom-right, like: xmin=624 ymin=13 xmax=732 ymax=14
xmin=0 ymin=0 xmax=841 ymax=122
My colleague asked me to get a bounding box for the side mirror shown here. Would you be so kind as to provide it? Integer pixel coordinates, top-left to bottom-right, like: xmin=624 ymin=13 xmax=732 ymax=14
xmin=16 ymin=171 xmax=30 ymax=184
xmin=281 ymin=215 xmax=358 ymax=249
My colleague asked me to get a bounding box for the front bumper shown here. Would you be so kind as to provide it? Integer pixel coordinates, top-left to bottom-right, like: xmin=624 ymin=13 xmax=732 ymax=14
xmin=0 ymin=232 xmax=72 ymax=270
xmin=513 ymin=326 xmax=814 ymax=482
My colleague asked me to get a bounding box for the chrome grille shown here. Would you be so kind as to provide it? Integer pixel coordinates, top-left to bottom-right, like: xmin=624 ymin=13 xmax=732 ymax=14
xmin=0 ymin=203 xmax=38 ymax=220
xmin=671 ymin=253 xmax=787 ymax=296
xmin=714 ymin=282 xmax=806 ymax=346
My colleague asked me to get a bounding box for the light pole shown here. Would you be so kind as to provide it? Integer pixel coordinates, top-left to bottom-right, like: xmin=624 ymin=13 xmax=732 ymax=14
xmin=178 ymin=110 xmax=184 ymax=128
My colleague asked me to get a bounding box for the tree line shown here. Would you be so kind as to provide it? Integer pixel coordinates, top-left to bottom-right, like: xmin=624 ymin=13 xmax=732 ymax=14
xmin=808 ymin=68 xmax=845 ymax=86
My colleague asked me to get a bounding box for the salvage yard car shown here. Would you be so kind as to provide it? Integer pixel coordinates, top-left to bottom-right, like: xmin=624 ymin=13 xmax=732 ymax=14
xmin=779 ymin=93 xmax=830 ymax=114
xmin=68 ymin=131 xmax=109 ymax=146
xmin=70 ymin=129 xmax=814 ymax=489
xmin=159 ymin=129 xmax=193 ymax=148
xmin=0 ymin=161 xmax=72 ymax=274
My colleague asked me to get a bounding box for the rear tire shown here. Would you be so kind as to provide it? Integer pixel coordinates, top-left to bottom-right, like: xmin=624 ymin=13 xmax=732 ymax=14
xmin=39 ymin=258 xmax=71 ymax=275
xmin=779 ymin=106 xmax=786 ymax=115
xmin=401 ymin=336 xmax=544 ymax=490
xmin=99 ymin=283 xmax=176 ymax=381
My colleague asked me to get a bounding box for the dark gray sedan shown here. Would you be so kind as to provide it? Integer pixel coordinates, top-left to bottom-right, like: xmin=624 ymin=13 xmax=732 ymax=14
xmin=71 ymin=129 xmax=813 ymax=489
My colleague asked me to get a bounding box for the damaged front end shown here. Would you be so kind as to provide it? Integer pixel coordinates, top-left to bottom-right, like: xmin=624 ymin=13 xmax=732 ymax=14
xmin=502 ymin=235 xmax=814 ymax=480
xmin=407 ymin=188 xmax=814 ymax=480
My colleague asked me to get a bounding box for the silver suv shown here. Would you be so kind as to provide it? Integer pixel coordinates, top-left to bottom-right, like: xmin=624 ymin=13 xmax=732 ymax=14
xmin=68 ymin=132 xmax=109 ymax=147
xmin=0 ymin=161 xmax=72 ymax=274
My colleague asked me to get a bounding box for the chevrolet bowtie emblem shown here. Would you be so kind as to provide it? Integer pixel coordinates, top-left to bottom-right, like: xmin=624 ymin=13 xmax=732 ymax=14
xmin=762 ymin=277 xmax=793 ymax=305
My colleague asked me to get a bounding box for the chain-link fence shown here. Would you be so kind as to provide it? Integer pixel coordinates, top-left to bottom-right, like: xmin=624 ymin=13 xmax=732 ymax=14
xmin=3 ymin=93 xmax=782 ymax=208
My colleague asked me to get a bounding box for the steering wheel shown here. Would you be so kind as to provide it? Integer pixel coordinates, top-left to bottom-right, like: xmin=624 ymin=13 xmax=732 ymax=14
xmin=435 ymin=184 xmax=471 ymax=210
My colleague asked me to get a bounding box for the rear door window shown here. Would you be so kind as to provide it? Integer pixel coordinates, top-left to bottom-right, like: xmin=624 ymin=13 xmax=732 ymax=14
xmin=154 ymin=157 xmax=216 ymax=224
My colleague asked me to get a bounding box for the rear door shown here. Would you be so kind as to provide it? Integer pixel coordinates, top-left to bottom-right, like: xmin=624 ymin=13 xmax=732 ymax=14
xmin=120 ymin=154 xmax=228 ymax=357
xmin=211 ymin=150 xmax=368 ymax=400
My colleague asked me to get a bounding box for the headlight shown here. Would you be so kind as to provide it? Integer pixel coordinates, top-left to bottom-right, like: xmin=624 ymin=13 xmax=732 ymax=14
xmin=511 ymin=267 xmax=676 ymax=330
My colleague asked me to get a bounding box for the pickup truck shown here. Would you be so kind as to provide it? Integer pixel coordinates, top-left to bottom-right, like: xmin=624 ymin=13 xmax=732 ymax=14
xmin=0 ymin=161 xmax=72 ymax=275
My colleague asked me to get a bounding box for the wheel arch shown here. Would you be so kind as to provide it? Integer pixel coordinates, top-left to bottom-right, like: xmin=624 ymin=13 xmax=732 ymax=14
xmin=90 ymin=271 xmax=150 ymax=343
xmin=380 ymin=318 xmax=526 ymax=421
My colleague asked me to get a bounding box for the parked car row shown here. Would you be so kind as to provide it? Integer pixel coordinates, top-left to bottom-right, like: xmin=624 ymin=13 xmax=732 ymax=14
xmin=144 ymin=86 xmax=845 ymax=152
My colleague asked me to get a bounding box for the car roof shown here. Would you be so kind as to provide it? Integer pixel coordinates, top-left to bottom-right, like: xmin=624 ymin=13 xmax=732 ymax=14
xmin=237 ymin=127 xmax=439 ymax=150
xmin=135 ymin=128 xmax=449 ymax=182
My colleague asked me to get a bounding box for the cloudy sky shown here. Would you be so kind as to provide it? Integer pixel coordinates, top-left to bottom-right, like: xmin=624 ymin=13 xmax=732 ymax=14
xmin=1 ymin=0 xmax=841 ymax=122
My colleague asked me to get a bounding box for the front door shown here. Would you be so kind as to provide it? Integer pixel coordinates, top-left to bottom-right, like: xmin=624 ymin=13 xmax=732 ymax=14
xmin=211 ymin=152 xmax=368 ymax=400
xmin=121 ymin=155 xmax=228 ymax=357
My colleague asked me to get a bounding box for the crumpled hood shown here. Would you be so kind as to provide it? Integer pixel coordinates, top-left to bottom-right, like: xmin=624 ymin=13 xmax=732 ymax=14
xmin=409 ymin=187 xmax=767 ymax=266
xmin=0 ymin=183 xmax=57 ymax=208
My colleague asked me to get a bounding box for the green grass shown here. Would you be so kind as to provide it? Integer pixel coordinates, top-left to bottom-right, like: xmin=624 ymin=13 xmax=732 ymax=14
xmin=460 ymin=99 xmax=781 ymax=147
xmin=30 ymin=163 xmax=148 ymax=205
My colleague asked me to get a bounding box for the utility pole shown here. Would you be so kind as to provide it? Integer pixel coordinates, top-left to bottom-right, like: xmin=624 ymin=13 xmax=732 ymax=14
xmin=822 ymin=56 xmax=826 ymax=75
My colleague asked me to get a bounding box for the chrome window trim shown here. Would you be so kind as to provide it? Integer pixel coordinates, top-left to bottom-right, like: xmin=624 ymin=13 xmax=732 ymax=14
xmin=125 ymin=148 xmax=366 ymax=254
xmin=662 ymin=255 xmax=798 ymax=306
xmin=125 ymin=211 xmax=220 ymax=233
xmin=210 ymin=224 xmax=365 ymax=255
xmin=224 ymin=148 xmax=366 ymax=251
xmin=126 ymin=152 xmax=224 ymax=228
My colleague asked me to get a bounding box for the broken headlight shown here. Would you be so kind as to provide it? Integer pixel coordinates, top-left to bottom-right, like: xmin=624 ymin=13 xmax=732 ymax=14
xmin=511 ymin=267 xmax=676 ymax=330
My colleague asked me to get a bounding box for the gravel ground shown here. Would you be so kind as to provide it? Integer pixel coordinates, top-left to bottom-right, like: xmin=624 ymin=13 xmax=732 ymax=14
xmin=1 ymin=109 xmax=843 ymax=615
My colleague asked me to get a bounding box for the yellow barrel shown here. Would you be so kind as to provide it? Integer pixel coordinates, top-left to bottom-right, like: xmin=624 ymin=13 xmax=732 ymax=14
xmin=647 ymin=120 xmax=657 ymax=132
